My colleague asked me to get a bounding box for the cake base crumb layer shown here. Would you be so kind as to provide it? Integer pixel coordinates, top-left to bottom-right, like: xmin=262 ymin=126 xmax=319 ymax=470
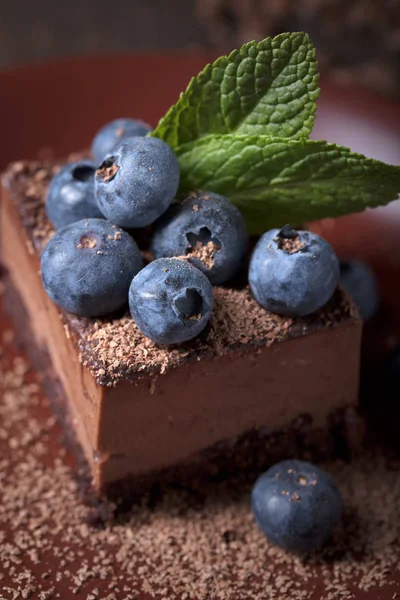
xmin=1 ymin=299 xmax=400 ymax=600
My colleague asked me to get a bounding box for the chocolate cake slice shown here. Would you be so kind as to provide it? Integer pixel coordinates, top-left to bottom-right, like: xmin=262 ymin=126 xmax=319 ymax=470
xmin=0 ymin=160 xmax=362 ymax=492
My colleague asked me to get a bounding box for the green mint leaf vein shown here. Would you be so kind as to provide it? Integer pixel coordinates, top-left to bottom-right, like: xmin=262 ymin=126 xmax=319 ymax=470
xmin=152 ymin=32 xmax=319 ymax=148
xmin=176 ymin=134 xmax=400 ymax=235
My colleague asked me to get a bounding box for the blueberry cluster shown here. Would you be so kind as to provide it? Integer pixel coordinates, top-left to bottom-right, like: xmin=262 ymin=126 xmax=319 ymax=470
xmin=42 ymin=117 xmax=345 ymax=346
xmin=43 ymin=117 xmax=252 ymax=344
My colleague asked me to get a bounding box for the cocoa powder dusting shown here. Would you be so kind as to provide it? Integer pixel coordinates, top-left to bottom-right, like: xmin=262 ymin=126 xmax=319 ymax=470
xmin=2 ymin=320 xmax=400 ymax=599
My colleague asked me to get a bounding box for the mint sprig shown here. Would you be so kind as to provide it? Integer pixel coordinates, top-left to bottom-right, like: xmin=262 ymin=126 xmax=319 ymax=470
xmin=152 ymin=32 xmax=319 ymax=146
xmin=177 ymin=134 xmax=400 ymax=234
xmin=152 ymin=32 xmax=400 ymax=234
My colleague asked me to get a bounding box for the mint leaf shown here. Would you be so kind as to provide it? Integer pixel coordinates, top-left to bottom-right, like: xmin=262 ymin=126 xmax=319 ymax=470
xmin=152 ymin=32 xmax=319 ymax=147
xmin=176 ymin=134 xmax=400 ymax=235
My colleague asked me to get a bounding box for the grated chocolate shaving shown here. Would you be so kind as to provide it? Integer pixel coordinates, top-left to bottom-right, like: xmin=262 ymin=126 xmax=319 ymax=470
xmin=186 ymin=240 xmax=219 ymax=269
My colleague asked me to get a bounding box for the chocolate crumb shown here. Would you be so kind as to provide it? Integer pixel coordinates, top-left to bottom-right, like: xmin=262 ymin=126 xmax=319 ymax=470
xmin=275 ymin=233 xmax=306 ymax=254
xmin=186 ymin=240 xmax=220 ymax=269
xmin=275 ymin=225 xmax=306 ymax=254
xmin=96 ymin=162 xmax=119 ymax=183
xmin=279 ymin=237 xmax=306 ymax=253
xmin=77 ymin=235 xmax=97 ymax=250
xmin=107 ymin=233 xmax=122 ymax=242
xmin=184 ymin=313 xmax=201 ymax=321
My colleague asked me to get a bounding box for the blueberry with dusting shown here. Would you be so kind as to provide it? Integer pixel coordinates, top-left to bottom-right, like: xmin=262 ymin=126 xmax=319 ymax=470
xmin=91 ymin=118 xmax=152 ymax=163
xmin=129 ymin=257 xmax=213 ymax=344
xmin=46 ymin=160 xmax=103 ymax=228
xmin=151 ymin=191 xmax=248 ymax=285
xmin=95 ymin=137 xmax=180 ymax=229
xmin=249 ymin=225 xmax=340 ymax=317
xmin=251 ymin=460 xmax=342 ymax=553
xmin=41 ymin=218 xmax=142 ymax=317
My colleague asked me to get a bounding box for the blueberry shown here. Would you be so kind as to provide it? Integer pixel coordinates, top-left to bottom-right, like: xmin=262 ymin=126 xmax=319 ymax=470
xmin=91 ymin=118 xmax=152 ymax=163
xmin=129 ymin=258 xmax=213 ymax=344
xmin=151 ymin=191 xmax=248 ymax=285
xmin=95 ymin=137 xmax=180 ymax=229
xmin=46 ymin=161 xmax=103 ymax=228
xmin=251 ymin=460 xmax=342 ymax=553
xmin=249 ymin=225 xmax=340 ymax=317
xmin=41 ymin=218 xmax=142 ymax=317
xmin=340 ymin=260 xmax=379 ymax=321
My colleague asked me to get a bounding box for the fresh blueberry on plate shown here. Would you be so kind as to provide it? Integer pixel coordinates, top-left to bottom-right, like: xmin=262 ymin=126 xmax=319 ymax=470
xmin=251 ymin=459 xmax=342 ymax=553
xmin=41 ymin=218 xmax=142 ymax=317
xmin=91 ymin=118 xmax=152 ymax=163
xmin=95 ymin=137 xmax=180 ymax=229
xmin=249 ymin=225 xmax=340 ymax=317
xmin=46 ymin=160 xmax=103 ymax=228
xmin=129 ymin=257 xmax=213 ymax=344
xmin=151 ymin=191 xmax=248 ymax=285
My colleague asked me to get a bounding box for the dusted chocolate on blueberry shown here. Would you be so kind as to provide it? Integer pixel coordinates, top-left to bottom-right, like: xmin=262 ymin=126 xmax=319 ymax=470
xmin=340 ymin=260 xmax=379 ymax=321
xmin=129 ymin=258 xmax=213 ymax=345
xmin=91 ymin=118 xmax=152 ymax=163
xmin=151 ymin=191 xmax=248 ymax=285
xmin=249 ymin=225 xmax=340 ymax=317
xmin=41 ymin=218 xmax=142 ymax=317
xmin=95 ymin=137 xmax=180 ymax=229
xmin=251 ymin=460 xmax=342 ymax=553
xmin=46 ymin=161 xmax=103 ymax=229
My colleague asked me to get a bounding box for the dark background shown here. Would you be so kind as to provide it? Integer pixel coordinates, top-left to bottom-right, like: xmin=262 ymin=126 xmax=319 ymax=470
xmin=0 ymin=0 xmax=399 ymax=97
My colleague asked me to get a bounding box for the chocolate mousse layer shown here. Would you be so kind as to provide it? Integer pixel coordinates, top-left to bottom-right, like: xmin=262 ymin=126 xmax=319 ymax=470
xmin=1 ymin=160 xmax=362 ymax=491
